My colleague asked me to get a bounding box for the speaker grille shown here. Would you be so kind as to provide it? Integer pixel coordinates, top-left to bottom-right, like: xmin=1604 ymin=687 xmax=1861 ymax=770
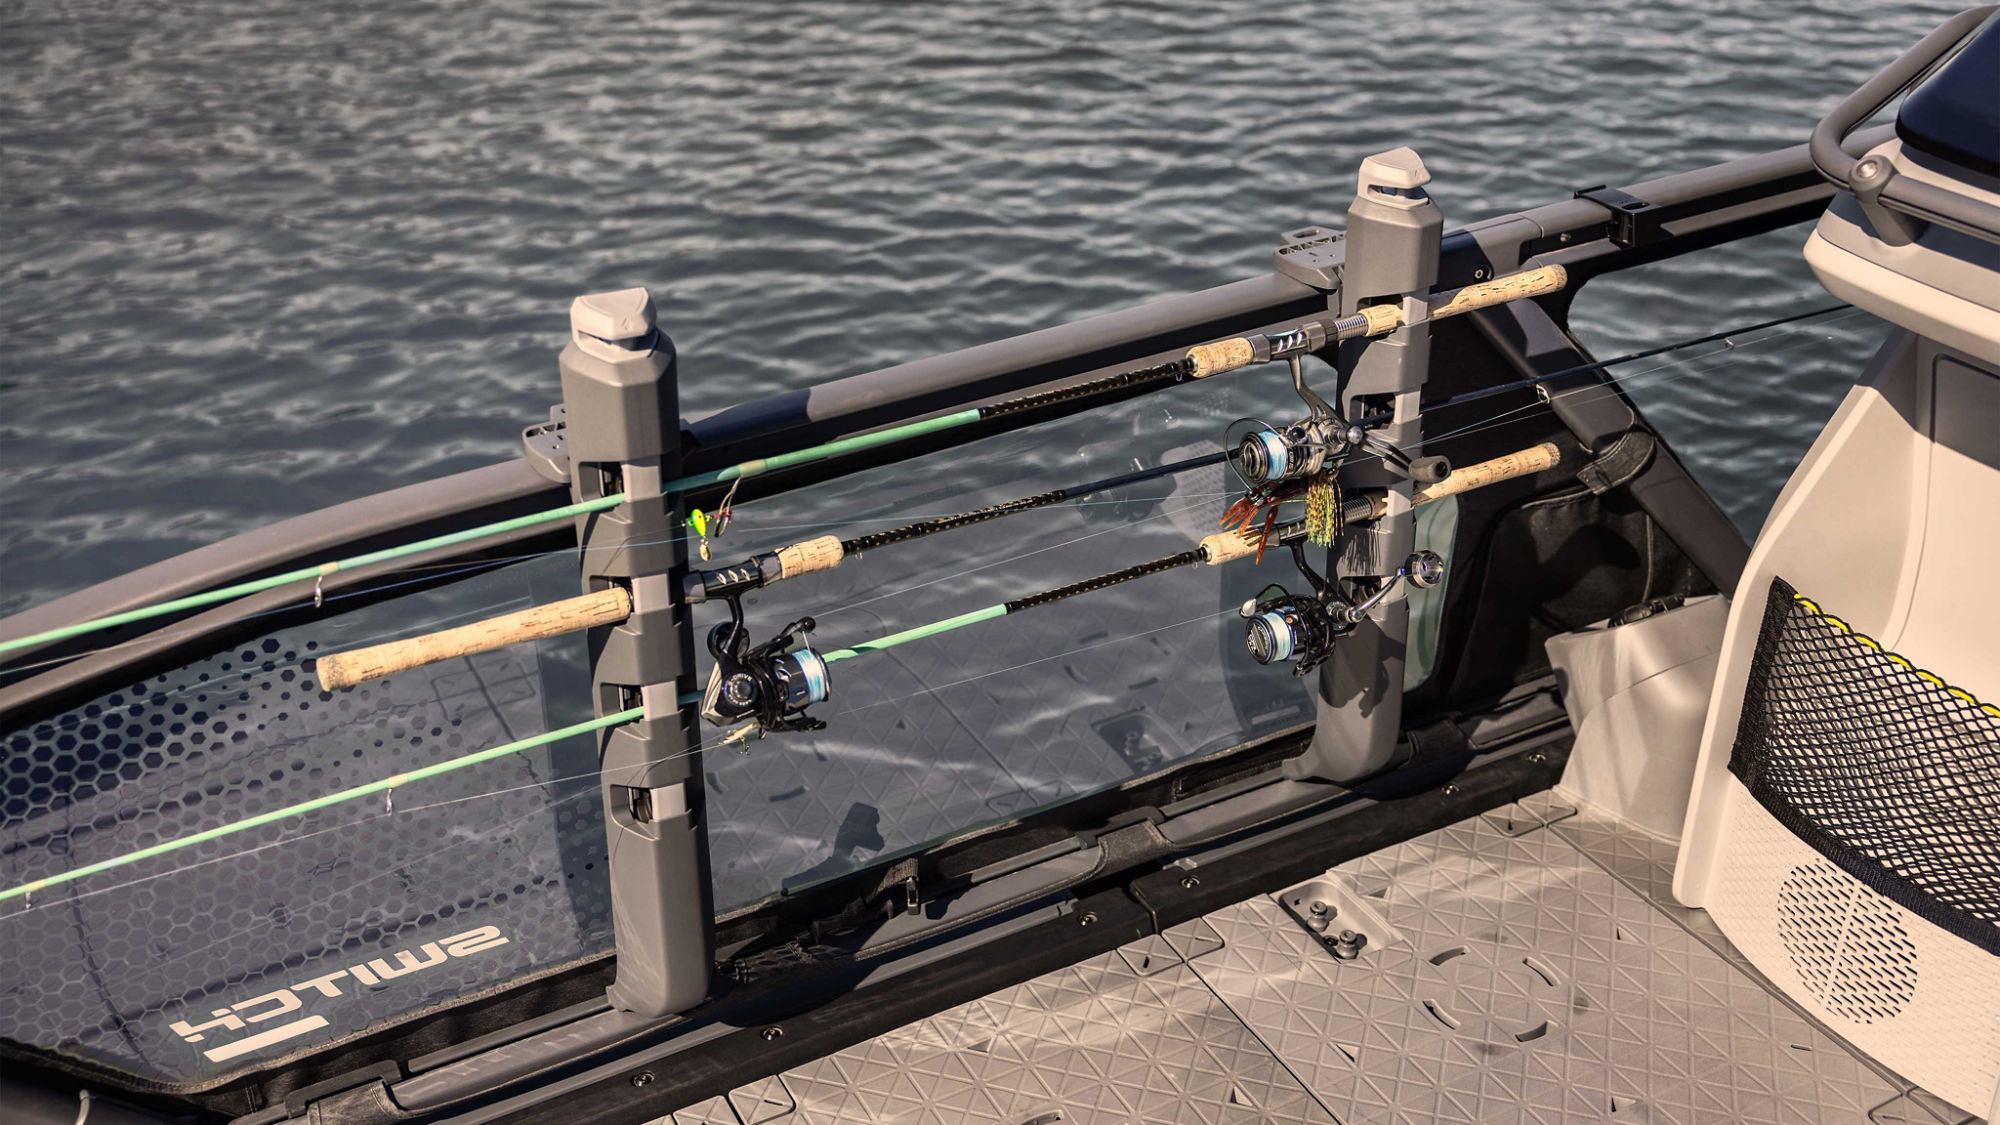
xmin=1777 ymin=862 xmax=1918 ymax=1024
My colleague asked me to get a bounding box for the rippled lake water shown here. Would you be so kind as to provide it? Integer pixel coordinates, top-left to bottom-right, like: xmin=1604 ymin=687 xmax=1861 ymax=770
xmin=0 ymin=0 xmax=1958 ymax=610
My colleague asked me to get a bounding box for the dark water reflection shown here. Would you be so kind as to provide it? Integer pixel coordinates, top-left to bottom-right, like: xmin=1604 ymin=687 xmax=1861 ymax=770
xmin=0 ymin=1 xmax=1951 ymax=604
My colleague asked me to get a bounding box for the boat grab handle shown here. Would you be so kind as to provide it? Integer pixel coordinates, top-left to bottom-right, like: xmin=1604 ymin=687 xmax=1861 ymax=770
xmin=1808 ymin=5 xmax=2000 ymax=246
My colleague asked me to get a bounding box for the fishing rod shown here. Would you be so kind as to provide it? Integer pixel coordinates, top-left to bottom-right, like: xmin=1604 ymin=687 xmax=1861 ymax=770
xmin=0 ymin=699 xmax=685 ymax=905
xmin=0 ymin=365 xmax=1178 ymax=661
xmin=313 ymin=449 xmax=1235 ymax=690
xmin=575 ymin=444 xmax=1559 ymax=741
xmin=0 ymin=441 xmax=1564 ymax=907
xmin=0 ymin=265 xmax=1569 ymax=661
xmin=312 ymin=307 xmax=1577 ymax=700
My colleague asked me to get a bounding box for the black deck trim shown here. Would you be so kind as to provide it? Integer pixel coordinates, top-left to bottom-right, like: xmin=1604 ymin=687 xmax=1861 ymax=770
xmin=479 ymin=739 xmax=1569 ymax=1125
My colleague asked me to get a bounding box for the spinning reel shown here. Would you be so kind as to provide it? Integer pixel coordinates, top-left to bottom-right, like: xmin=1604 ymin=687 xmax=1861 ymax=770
xmin=1224 ymin=353 xmax=1441 ymax=556
xmin=701 ymin=591 xmax=831 ymax=736
xmin=1232 ymin=355 xmax=1416 ymax=491
xmin=1241 ymin=544 xmax=1446 ymax=676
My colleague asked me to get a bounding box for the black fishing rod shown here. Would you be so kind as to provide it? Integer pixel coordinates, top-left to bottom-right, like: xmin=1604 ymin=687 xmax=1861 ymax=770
xmin=25 ymin=266 xmax=1573 ymax=665
xmin=316 ymin=446 xmax=1233 ymax=690
xmin=1356 ymin=301 xmax=1853 ymax=428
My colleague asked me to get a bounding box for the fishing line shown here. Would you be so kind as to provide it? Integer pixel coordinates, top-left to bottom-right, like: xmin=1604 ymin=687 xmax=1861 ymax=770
xmin=1415 ymin=307 xmax=1871 ymax=452
xmin=1356 ymin=300 xmax=1854 ymax=428
xmin=1315 ymin=303 xmax=1869 ymax=479
xmin=826 ymin=606 xmax=1241 ymax=721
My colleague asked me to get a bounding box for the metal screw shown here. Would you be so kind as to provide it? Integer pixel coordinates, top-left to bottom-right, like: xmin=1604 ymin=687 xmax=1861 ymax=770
xmin=761 ymin=1026 xmax=783 ymax=1042
xmin=1442 ymin=784 xmax=1458 ymax=795
xmin=1558 ymin=232 xmax=1573 ymax=243
xmin=1079 ymin=911 xmax=1098 ymax=927
xmin=1180 ymin=875 xmax=1200 ymax=889
xmin=1473 ymin=267 xmax=1489 ymax=279
xmin=1528 ymin=752 xmax=1546 ymax=763
xmin=630 ymin=1071 xmax=655 ymax=1088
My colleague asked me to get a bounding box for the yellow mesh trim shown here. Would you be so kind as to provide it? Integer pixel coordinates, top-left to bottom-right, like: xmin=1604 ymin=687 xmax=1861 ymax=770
xmin=1791 ymin=592 xmax=2000 ymax=719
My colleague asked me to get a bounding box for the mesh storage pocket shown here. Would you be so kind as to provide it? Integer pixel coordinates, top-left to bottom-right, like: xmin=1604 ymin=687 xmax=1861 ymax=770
xmin=1729 ymin=577 xmax=2000 ymax=954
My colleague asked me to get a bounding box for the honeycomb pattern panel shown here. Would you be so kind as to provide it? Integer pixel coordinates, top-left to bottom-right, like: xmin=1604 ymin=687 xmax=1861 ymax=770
xmin=0 ymin=558 xmax=614 ymax=1086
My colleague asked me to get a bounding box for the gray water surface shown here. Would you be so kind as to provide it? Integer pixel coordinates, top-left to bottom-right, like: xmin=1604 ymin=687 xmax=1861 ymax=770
xmin=0 ymin=1 xmax=1951 ymax=608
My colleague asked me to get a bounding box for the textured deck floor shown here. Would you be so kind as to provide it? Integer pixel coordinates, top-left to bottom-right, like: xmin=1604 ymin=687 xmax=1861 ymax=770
xmin=667 ymin=793 xmax=1980 ymax=1125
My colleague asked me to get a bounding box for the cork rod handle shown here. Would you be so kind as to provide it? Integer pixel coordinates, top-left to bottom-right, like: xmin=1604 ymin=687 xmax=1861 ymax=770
xmin=1188 ymin=264 xmax=1569 ymax=375
xmin=316 ymin=586 xmax=634 ymax=691
xmin=1351 ymin=264 xmax=1571 ymax=339
xmin=1426 ymin=265 xmax=1568 ymax=325
xmin=1414 ymin=441 xmax=1561 ymax=504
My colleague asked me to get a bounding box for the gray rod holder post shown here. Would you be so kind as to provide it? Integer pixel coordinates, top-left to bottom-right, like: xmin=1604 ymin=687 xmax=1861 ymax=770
xmin=558 ymin=288 xmax=713 ymax=1018
xmin=1289 ymin=147 xmax=1443 ymax=784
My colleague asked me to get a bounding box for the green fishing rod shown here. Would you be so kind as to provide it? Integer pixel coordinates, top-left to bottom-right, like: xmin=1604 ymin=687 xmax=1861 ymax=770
xmin=0 ymin=527 xmax=1233 ymax=902
xmin=0 ymin=530 xmax=1229 ymax=903
xmin=0 ymin=695 xmax=692 ymax=905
